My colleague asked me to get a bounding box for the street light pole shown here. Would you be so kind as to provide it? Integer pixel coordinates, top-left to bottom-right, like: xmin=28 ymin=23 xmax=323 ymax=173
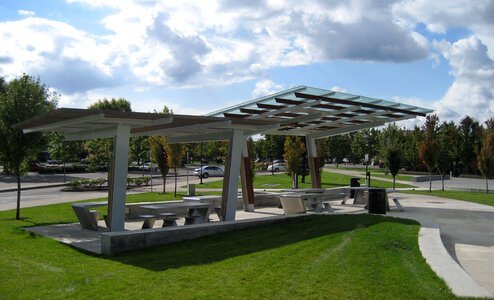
xmin=200 ymin=142 xmax=203 ymax=184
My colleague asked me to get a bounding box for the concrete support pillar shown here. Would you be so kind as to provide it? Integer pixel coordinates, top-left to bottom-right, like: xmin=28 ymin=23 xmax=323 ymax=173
xmin=240 ymin=139 xmax=255 ymax=212
xmin=109 ymin=124 xmax=130 ymax=232
xmin=306 ymin=135 xmax=321 ymax=188
xmin=220 ymin=129 xmax=244 ymax=221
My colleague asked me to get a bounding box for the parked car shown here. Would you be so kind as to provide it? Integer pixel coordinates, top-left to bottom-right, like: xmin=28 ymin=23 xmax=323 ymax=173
xmin=28 ymin=163 xmax=45 ymax=172
xmin=46 ymin=159 xmax=62 ymax=165
xmin=193 ymin=166 xmax=224 ymax=178
xmin=267 ymin=163 xmax=287 ymax=172
xmin=138 ymin=162 xmax=158 ymax=171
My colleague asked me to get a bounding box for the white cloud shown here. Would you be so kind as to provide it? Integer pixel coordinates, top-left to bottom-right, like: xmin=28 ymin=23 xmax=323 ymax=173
xmin=17 ymin=10 xmax=35 ymax=16
xmin=431 ymin=37 xmax=494 ymax=123
xmin=252 ymin=79 xmax=284 ymax=98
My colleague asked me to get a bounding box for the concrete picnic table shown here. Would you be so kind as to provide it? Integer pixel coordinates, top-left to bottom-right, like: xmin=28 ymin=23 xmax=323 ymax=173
xmin=139 ymin=202 xmax=212 ymax=225
xmin=279 ymin=192 xmax=330 ymax=215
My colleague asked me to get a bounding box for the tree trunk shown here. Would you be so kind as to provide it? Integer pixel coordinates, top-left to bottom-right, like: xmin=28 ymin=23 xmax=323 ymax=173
xmin=295 ymin=174 xmax=299 ymax=189
xmin=429 ymin=171 xmax=432 ymax=192
xmin=301 ymin=174 xmax=305 ymax=183
xmin=162 ymin=175 xmax=166 ymax=194
xmin=174 ymin=168 xmax=177 ymax=197
xmin=486 ymin=178 xmax=489 ymax=194
xmin=63 ymin=161 xmax=66 ymax=183
xmin=441 ymin=174 xmax=445 ymax=191
xmin=393 ymin=175 xmax=395 ymax=190
xmin=16 ymin=172 xmax=21 ymax=220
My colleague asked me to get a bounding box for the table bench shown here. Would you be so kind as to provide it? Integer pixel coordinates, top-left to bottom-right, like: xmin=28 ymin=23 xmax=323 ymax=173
xmin=72 ymin=201 xmax=107 ymax=231
xmin=140 ymin=202 xmax=212 ymax=226
xmin=279 ymin=193 xmax=329 ymax=215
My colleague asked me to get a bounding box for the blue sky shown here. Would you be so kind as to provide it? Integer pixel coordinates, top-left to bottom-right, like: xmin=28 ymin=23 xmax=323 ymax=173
xmin=1 ymin=0 xmax=493 ymax=126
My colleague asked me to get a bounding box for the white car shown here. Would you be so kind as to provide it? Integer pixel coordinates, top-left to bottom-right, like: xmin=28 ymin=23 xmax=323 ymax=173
xmin=193 ymin=166 xmax=224 ymax=178
xmin=267 ymin=163 xmax=287 ymax=172
xmin=138 ymin=162 xmax=158 ymax=171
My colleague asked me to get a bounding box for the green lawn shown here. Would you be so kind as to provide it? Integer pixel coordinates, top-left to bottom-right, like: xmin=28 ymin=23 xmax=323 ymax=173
xmin=402 ymin=190 xmax=494 ymax=207
xmin=0 ymin=199 xmax=456 ymax=299
xmin=193 ymin=171 xmax=416 ymax=189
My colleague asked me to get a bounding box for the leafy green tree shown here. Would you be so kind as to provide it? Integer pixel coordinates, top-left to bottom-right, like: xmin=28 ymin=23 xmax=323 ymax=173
xmin=403 ymin=126 xmax=425 ymax=171
xmin=458 ymin=116 xmax=484 ymax=175
xmin=419 ymin=114 xmax=440 ymax=192
xmin=0 ymin=74 xmax=57 ymax=219
xmin=85 ymin=98 xmax=132 ymax=172
xmin=351 ymin=129 xmax=379 ymax=164
xmin=437 ymin=122 xmax=457 ymax=190
xmin=325 ymin=134 xmax=351 ymax=167
xmin=478 ymin=119 xmax=494 ymax=193
xmin=379 ymin=124 xmax=403 ymax=189
xmin=283 ymin=136 xmax=306 ymax=188
xmin=167 ymin=143 xmax=184 ymax=197
xmin=149 ymin=136 xmax=169 ymax=194
xmin=265 ymin=135 xmax=286 ymax=161
xmin=129 ymin=136 xmax=149 ymax=166
xmin=49 ymin=133 xmax=85 ymax=182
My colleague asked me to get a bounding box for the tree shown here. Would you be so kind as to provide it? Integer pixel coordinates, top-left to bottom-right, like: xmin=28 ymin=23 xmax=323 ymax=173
xmin=419 ymin=114 xmax=440 ymax=192
xmin=351 ymin=129 xmax=379 ymax=163
xmin=478 ymin=119 xmax=494 ymax=193
xmin=49 ymin=133 xmax=85 ymax=182
xmin=129 ymin=136 xmax=150 ymax=167
xmin=458 ymin=116 xmax=484 ymax=175
xmin=85 ymin=98 xmax=132 ymax=173
xmin=283 ymin=136 xmax=306 ymax=189
xmin=324 ymin=134 xmax=351 ymax=167
xmin=403 ymin=126 xmax=425 ymax=171
xmin=379 ymin=124 xmax=403 ymax=190
xmin=167 ymin=143 xmax=184 ymax=197
xmin=149 ymin=136 xmax=169 ymax=194
xmin=437 ymin=122 xmax=457 ymax=190
xmin=0 ymin=74 xmax=57 ymax=219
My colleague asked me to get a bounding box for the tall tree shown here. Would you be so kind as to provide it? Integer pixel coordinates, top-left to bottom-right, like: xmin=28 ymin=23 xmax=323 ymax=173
xmin=129 ymin=136 xmax=150 ymax=167
xmin=0 ymin=74 xmax=57 ymax=219
xmin=325 ymin=134 xmax=351 ymax=167
xmin=403 ymin=126 xmax=425 ymax=171
xmin=419 ymin=114 xmax=440 ymax=192
xmin=458 ymin=116 xmax=484 ymax=175
xmin=150 ymin=136 xmax=169 ymax=194
xmin=478 ymin=119 xmax=494 ymax=193
xmin=85 ymin=98 xmax=132 ymax=172
xmin=167 ymin=143 xmax=184 ymax=197
xmin=437 ymin=122 xmax=457 ymax=191
xmin=49 ymin=133 xmax=85 ymax=182
xmin=351 ymin=129 xmax=379 ymax=163
xmin=379 ymin=124 xmax=403 ymax=189
xmin=283 ymin=136 xmax=306 ymax=189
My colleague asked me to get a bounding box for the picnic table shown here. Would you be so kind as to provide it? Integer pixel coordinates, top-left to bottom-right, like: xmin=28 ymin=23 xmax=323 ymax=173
xmin=183 ymin=195 xmax=223 ymax=220
xmin=72 ymin=201 xmax=107 ymax=231
xmin=343 ymin=187 xmax=393 ymax=211
xmin=139 ymin=202 xmax=212 ymax=225
xmin=279 ymin=193 xmax=330 ymax=215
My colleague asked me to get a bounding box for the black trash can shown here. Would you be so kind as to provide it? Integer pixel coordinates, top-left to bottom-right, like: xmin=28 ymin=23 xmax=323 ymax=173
xmin=350 ymin=177 xmax=360 ymax=198
xmin=368 ymin=188 xmax=386 ymax=214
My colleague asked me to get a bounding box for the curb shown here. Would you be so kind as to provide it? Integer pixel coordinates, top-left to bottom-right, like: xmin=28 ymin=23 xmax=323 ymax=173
xmin=0 ymin=183 xmax=69 ymax=193
xmin=418 ymin=220 xmax=492 ymax=298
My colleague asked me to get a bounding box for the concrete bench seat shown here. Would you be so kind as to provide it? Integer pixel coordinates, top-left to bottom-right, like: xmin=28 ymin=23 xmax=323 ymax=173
xmin=139 ymin=215 xmax=157 ymax=229
xmin=159 ymin=213 xmax=179 ymax=227
xmin=392 ymin=198 xmax=405 ymax=211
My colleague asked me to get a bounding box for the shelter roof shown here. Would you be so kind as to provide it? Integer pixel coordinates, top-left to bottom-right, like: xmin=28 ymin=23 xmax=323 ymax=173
xmin=207 ymin=86 xmax=433 ymax=139
xmin=13 ymin=86 xmax=433 ymax=142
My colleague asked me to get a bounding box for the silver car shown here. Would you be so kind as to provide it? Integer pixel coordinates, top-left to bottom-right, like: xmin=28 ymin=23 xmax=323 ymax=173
xmin=267 ymin=163 xmax=287 ymax=172
xmin=193 ymin=166 xmax=224 ymax=178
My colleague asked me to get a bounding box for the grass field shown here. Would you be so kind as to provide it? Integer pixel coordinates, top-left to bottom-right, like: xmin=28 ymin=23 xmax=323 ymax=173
xmin=402 ymin=190 xmax=494 ymax=207
xmin=193 ymin=171 xmax=416 ymax=189
xmin=0 ymin=198 xmax=456 ymax=299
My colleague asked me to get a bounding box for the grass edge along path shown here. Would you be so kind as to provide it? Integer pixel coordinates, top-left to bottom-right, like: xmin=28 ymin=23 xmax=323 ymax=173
xmin=0 ymin=202 xmax=457 ymax=299
xmin=402 ymin=190 xmax=494 ymax=207
xmin=192 ymin=171 xmax=416 ymax=189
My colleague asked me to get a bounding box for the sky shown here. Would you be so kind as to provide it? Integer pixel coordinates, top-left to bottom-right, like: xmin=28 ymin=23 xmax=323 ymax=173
xmin=0 ymin=0 xmax=493 ymax=127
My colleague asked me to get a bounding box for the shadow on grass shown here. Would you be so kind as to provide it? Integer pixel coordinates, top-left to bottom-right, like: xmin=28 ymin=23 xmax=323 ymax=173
xmin=107 ymin=214 xmax=418 ymax=272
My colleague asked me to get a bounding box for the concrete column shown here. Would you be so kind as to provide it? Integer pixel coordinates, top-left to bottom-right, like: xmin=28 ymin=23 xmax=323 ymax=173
xmin=110 ymin=124 xmax=130 ymax=232
xmin=306 ymin=135 xmax=321 ymax=188
xmin=220 ymin=129 xmax=244 ymax=221
xmin=240 ymin=139 xmax=255 ymax=212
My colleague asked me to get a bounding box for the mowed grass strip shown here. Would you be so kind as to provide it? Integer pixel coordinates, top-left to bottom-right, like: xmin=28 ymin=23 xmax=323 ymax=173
xmin=193 ymin=171 xmax=416 ymax=189
xmin=402 ymin=190 xmax=494 ymax=207
xmin=0 ymin=202 xmax=454 ymax=299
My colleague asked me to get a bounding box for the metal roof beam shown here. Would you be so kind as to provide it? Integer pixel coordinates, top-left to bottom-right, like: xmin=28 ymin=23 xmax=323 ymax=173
xmin=295 ymin=92 xmax=427 ymax=117
xmin=307 ymin=121 xmax=387 ymax=140
xmin=23 ymin=113 xmax=105 ymax=133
